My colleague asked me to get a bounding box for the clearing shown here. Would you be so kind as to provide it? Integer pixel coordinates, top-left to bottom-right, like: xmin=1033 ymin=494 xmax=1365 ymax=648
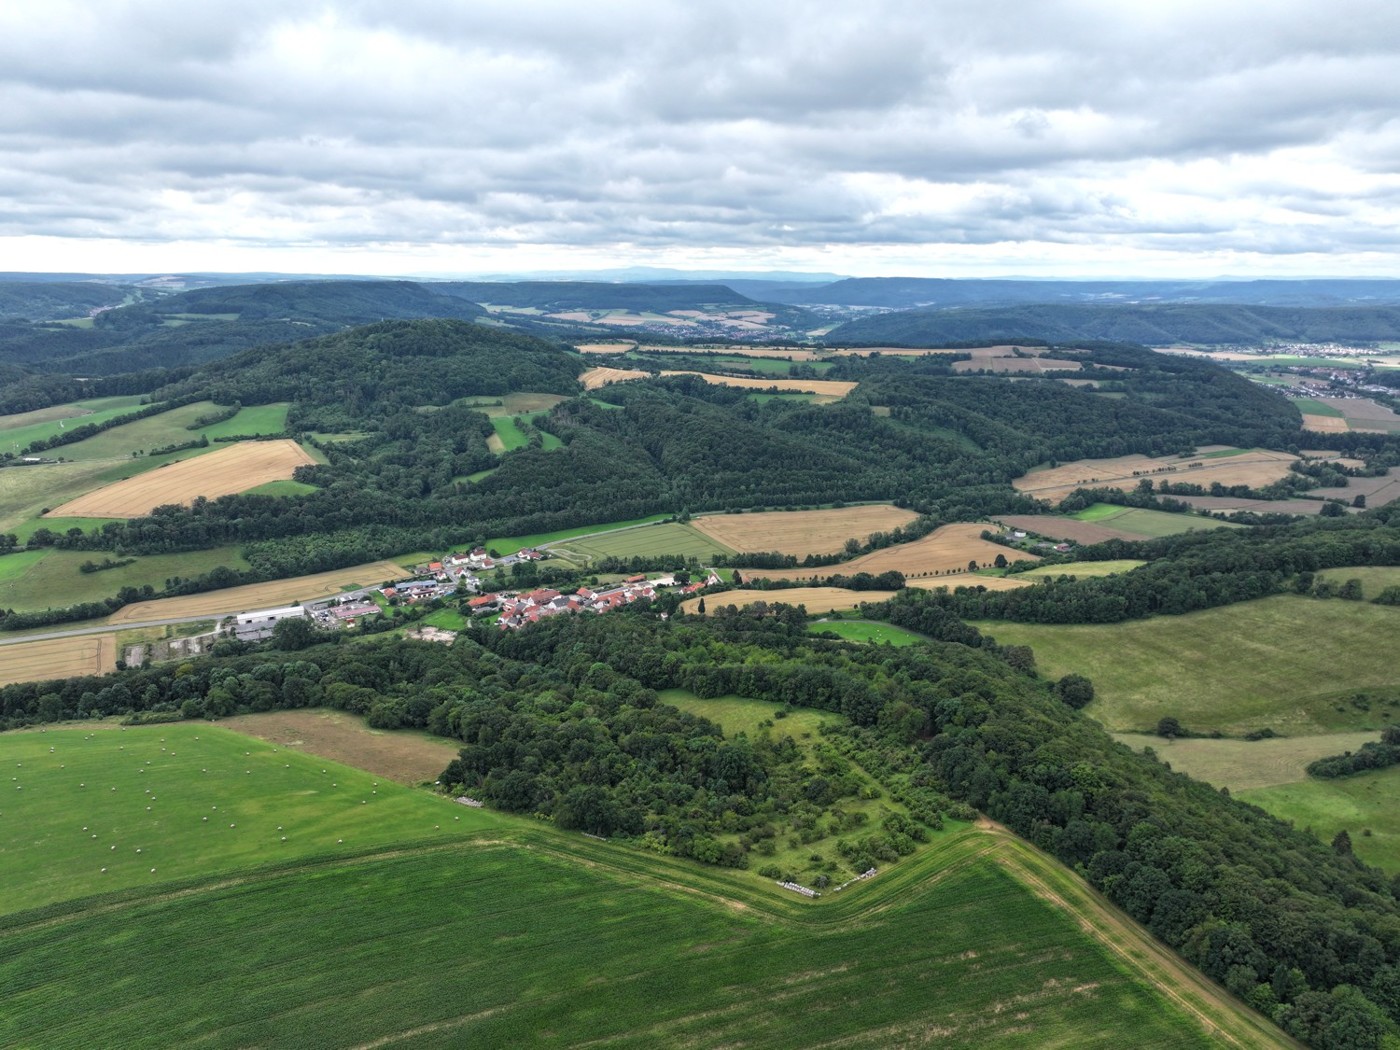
xmin=807 ymin=620 xmax=928 ymax=646
xmin=1242 ymin=766 xmax=1400 ymax=874
xmin=691 ymin=505 xmax=920 ymax=556
xmin=0 ymin=635 xmax=116 ymax=687
xmin=976 ymin=595 xmax=1400 ymax=735
xmin=103 ymin=559 xmax=408 ymax=624
xmin=1018 ymin=559 xmax=1148 ymax=578
xmin=747 ymin=523 xmax=1037 ymax=583
xmin=685 ymin=587 xmax=896 ymax=615
xmin=46 ymin=439 xmax=316 ymax=518
xmin=1013 ymin=448 xmax=1297 ymax=504
xmin=659 ymin=370 xmax=856 ymax=399
xmin=1112 ymin=731 xmax=1380 ymax=792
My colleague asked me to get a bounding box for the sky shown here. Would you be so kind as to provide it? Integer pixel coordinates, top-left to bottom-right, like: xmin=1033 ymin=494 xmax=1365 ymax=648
xmin=3 ymin=1 xmax=1400 ymax=279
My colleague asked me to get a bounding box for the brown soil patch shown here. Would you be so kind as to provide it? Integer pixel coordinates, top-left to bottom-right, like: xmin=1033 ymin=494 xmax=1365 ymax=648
xmin=104 ymin=560 xmax=408 ymax=624
xmin=994 ymin=515 xmax=1149 ymax=543
xmin=691 ymin=505 xmax=920 ymax=556
xmin=684 ymin=587 xmax=895 ymax=615
xmin=746 ymin=523 xmax=1038 ymax=583
xmin=0 ymin=634 xmax=116 ymax=687
xmin=48 ymin=440 xmax=316 ymax=518
xmin=658 ymin=371 xmax=856 ymax=397
xmin=580 ymin=366 xmax=651 ymax=389
xmin=1013 ymin=449 xmax=1297 ymax=504
xmin=220 ymin=710 xmax=461 ymax=784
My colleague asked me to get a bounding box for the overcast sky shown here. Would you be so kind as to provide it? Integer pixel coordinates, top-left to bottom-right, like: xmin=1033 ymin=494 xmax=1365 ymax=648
xmin=3 ymin=1 xmax=1400 ymax=278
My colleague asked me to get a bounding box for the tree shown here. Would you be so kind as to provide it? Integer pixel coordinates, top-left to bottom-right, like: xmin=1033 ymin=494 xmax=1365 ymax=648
xmin=968 ymin=559 xmax=978 ymax=572
xmin=1056 ymin=673 xmax=1095 ymax=709
xmin=270 ymin=615 xmax=317 ymax=651
xmin=1156 ymin=716 xmax=1184 ymax=739
xmin=1332 ymin=829 xmax=1354 ymax=856
xmin=696 ymin=597 xmax=706 ymax=615
xmin=993 ymin=553 xmax=1008 ymax=568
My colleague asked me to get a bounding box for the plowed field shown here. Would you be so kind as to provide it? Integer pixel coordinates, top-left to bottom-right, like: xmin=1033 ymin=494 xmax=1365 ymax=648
xmin=47 ymin=440 xmax=316 ymax=518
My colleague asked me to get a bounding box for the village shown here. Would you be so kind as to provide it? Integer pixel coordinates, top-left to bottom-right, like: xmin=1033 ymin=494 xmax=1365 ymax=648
xmin=224 ymin=543 xmax=722 ymax=646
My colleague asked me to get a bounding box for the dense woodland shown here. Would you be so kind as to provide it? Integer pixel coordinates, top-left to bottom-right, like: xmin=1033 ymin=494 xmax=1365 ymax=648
xmin=1 ymin=600 xmax=1399 ymax=1046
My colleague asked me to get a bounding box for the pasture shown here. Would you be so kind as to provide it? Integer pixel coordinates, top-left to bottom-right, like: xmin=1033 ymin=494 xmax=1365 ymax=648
xmin=1072 ymin=504 xmax=1240 ymax=539
xmin=103 ymin=559 xmax=408 ymax=624
xmin=47 ymin=440 xmax=317 ymax=518
xmin=196 ymin=402 xmax=290 ymax=439
xmin=0 ymin=723 xmax=493 ymax=915
xmin=0 ymin=546 xmax=250 ymax=614
xmin=691 ymin=504 xmax=919 ymax=556
xmin=0 ymin=826 xmax=1249 ymax=1049
xmin=658 ymin=689 xmax=842 ymax=739
xmin=482 ymin=514 xmax=674 ymax=557
xmin=976 ymin=595 xmax=1400 ymax=735
xmin=555 ymin=520 xmax=732 ymax=564
xmin=684 ymin=587 xmax=896 ymax=615
xmin=995 ymin=514 xmax=1178 ymax=544
xmin=1018 ymin=559 xmax=1148 ymax=578
xmin=0 ymin=635 xmax=116 ymax=687
xmin=0 ymin=395 xmax=146 ymax=449
xmin=1012 ymin=448 xmax=1297 ymax=504
xmin=1112 ymin=732 xmax=1380 ymax=792
xmin=1242 ymin=766 xmax=1400 ymax=874
xmin=488 ymin=415 xmax=563 ymax=452
xmin=807 ymin=620 xmax=928 ymax=646
xmin=1316 ymin=565 xmax=1400 ymax=597
xmin=747 ymin=523 xmax=1036 ymax=583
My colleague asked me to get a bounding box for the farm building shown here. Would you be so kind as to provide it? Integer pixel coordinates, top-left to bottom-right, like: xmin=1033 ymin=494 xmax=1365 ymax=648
xmin=230 ymin=606 xmax=307 ymax=642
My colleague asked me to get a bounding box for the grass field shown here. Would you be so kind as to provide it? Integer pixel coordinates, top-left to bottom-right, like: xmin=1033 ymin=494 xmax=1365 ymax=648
xmin=659 ymin=689 xmax=841 ymax=739
xmin=1293 ymin=398 xmax=1344 ymax=417
xmin=1013 ymin=449 xmax=1297 ymax=504
xmin=685 ymin=587 xmax=896 ymax=615
xmin=488 ymin=415 xmax=563 ymax=452
xmin=0 ymin=396 xmax=146 ymax=448
xmin=482 ymin=514 xmax=675 ymax=556
xmin=1018 ymin=559 xmax=1148 ymax=578
xmin=1316 ymin=565 xmax=1400 ymax=597
xmin=47 ymin=440 xmax=316 ymax=518
xmin=555 ymin=520 xmax=733 ymax=564
xmin=0 ymin=717 xmax=1290 ymax=1047
xmin=196 ymin=402 xmax=290 ymax=439
xmin=1070 ymin=504 xmax=1240 ymax=539
xmin=1112 ymin=731 xmax=1380 ymax=792
xmin=976 ymin=595 xmax=1400 ymax=735
xmin=806 ymin=620 xmax=928 ymax=646
xmin=241 ymin=478 xmax=318 ymax=497
xmin=748 ymin=523 xmax=1036 ymax=583
xmin=691 ymin=505 xmax=919 ymax=556
xmin=0 ymin=635 xmax=116 ymax=687
xmin=104 ymin=560 xmax=409 ymax=624
xmin=0 ymin=546 xmax=250 ymax=613
xmin=1242 ymin=766 xmax=1400 ymax=874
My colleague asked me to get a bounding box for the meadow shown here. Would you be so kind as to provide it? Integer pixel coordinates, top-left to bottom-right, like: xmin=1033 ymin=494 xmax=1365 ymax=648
xmin=806 ymin=620 xmax=928 ymax=646
xmin=1316 ymin=565 xmax=1400 ymax=597
xmin=1242 ymin=766 xmax=1400 ymax=874
xmin=0 ymin=395 xmax=147 ymax=448
xmin=489 ymin=415 xmax=563 ymax=452
xmin=196 ymin=402 xmax=290 ymax=439
xmin=1071 ymin=504 xmax=1240 ymax=539
xmin=691 ymin=504 xmax=919 ymax=556
xmin=47 ymin=439 xmax=317 ymax=517
xmin=0 ymin=719 xmax=1281 ymax=1048
xmin=976 ymin=595 xmax=1400 ymax=735
xmin=1111 ymin=731 xmax=1380 ymax=793
xmin=478 ymin=514 xmax=674 ymax=557
xmin=0 ymin=545 xmax=250 ymax=613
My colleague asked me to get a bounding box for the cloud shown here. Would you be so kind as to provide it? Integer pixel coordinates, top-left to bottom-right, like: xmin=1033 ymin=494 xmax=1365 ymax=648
xmin=1 ymin=0 xmax=1399 ymax=274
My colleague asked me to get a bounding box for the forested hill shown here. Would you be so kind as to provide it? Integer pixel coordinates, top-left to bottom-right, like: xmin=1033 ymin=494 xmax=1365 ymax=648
xmin=829 ymin=302 xmax=1400 ymax=346
xmin=0 ymin=280 xmax=134 ymax=321
xmin=160 ymin=318 xmax=583 ymax=419
xmin=428 ymin=280 xmax=762 ymax=312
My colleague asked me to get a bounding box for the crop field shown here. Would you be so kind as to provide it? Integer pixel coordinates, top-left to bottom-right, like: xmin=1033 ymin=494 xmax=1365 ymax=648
xmin=46 ymin=439 xmax=317 ymax=518
xmin=1012 ymin=448 xmax=1297 ymax=504
xmin=0 ymin=545 xmax=249 ymax=613
xmin=1170 ymin=495 xmax=1333 ymax=515
xmin=242 ymin=478 xmax=318 ymax=497
xmin=1242 ymin=766 xmax=1400 ymax=874
xmin=104 ymin=559 xmax=408 ymax=624
xmin=1018 ymin=559 xmax=1148 ymax=578
xmin=580 ymin=364 xmax=651 ymax=388
xmin=806 ymin=620 xmax=928 ymax=646
xmin=976 ymin=595 xmax=1400 ymax=735
xmin=487 ymin=415 xmax=563 ymax=452
xmin=909 ymin=572 xmax=1035 ymax=592
xmin=196 ymin=402 xmax=290 ymax=439
xmin=830 ymin=346 xmax=968 ymax=356
xmin=1112 ymin=731 xmax=1379 ymax=792
xmin=1308 ymin=466 xmax=1400 ymax=507
xmin=0 ymin=635 xmax=116 ymax=687
xmin=555 ymin=520 xmax=733 ymax=563
xmin=952 ymin=355 xmax=1083 ymax=373
xmin=1314 ymin=397 xmax=1400 ymax=433
xmin=995 ymin=514 xmax=1149 ymax=543
xmin=1072 ymin=505 xmax=1241 ymax=539
xmin=659 ymin=370 xmax=857 ymax=398
xmin=691 ymin=504 xmax=920 ymax=556
xmin=218 ymin=710 xmax=461 ymax=785
xmin=0 ymin=395 xmax=146 ymax=449
xmin=748 ymin=523 xmax=1037 ymax=583
xmin=684 ymin=587 xmax=897 ymax=615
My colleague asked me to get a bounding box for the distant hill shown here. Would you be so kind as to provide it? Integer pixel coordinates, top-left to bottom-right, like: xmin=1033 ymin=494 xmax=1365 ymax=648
xmin=828 ymin=302 xmax=1400 ymax=346
xmin=0 ymin=280 xmax=138 ymax=321
xmin=430 ymin=280 xmax=763 ymax=312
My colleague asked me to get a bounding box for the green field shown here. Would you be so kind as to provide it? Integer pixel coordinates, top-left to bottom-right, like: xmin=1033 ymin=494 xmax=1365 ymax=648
xmin=197 ymin=402 xmax=290 ymax=439
xmin=1293 ymin=398 xmax=1344 ymax=417
xmin=806 ymin=620 xmax=928 ymax=646
xmin=0 ymin=546 xmax=250 ymax=613
xmin=0 ymin=396 xmax=146 ymax=448
xmin=1070 ymin=504 xmax=1239 ymax=538
xmin=1112 ymin=731 xmax=1380 ymax=793
xmin=1242 ymin=766 xmax=1400 ymax=874
xmin=8 ymin=516 xmax=123 ymax=543
xmin=659 ymin=689 xmax=840 ymax=740
xmin=241 ymin=479 xmax=318 ymax=497
xmin=977 ymin=595 xmax=1400 ymax=735
xmin=1017 ymin=559 xmax=1148 ymax=578
xmin=490 ymin=414 xmax=563 ymax=452
xmin=485 ymin=514 xmax=675 ymax=556
xmin=556 ymin=520 xmax=733 ymax=564
xmin=1316 ymin=565 xmax=1400 ymax=598
xmin=747 ymin=392 xmax=818 ymax=404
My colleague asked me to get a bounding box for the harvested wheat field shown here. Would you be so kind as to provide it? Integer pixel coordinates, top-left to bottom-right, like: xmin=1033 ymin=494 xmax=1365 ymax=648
xmin=104 ymin=560 xmax=408 ymax=624
xmin=1302 ymin=414 xmax=1349 ymax=433
xmin=575 ymin=342 xmax=637 ymax=354
xmin=220 ymin=710 xmax=460 ymax=784
xmin=659 ymin=371 xmax=856 ymax=397
xmin=1013 ymin=448 xmax=1297 ymax=504
xmin=1309 ymin=467 xmax=1400 ymax=508
xmin=830 ymin=346 xmax=967 ymax=357
xmin=47 ymin=440 xmax=317 ymax=518
xmin=747 ymin=523 xmax=1037 ymax=584
xmin=683 ymin=587 xmax=895 ymax=615
xmin=0 ymin=635 xmax=116 ymax=687
xmin=692 ymin=505 xmax=920 ymax=556
xmin=580 ymin=366 xmax=652 ymax=389
xmin=1319 ymin=397 xmax=1400 ymax=433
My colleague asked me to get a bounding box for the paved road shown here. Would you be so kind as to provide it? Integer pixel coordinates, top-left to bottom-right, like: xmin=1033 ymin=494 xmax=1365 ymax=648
xmin=0 ymin=614 xmax=221 ymax=647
